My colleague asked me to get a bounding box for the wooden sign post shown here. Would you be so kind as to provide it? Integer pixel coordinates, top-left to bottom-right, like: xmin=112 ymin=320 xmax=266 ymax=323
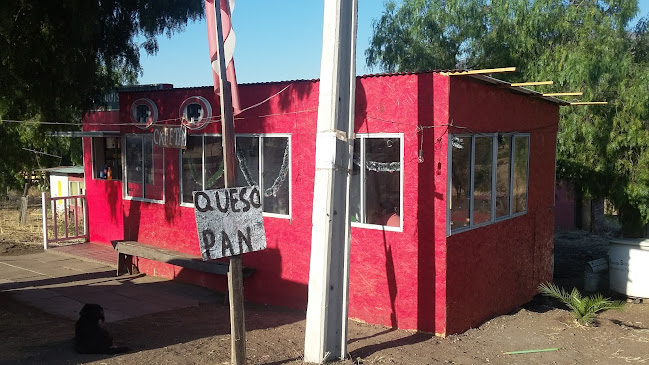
xmin=212 ymin=1 xmax=245 ymax=363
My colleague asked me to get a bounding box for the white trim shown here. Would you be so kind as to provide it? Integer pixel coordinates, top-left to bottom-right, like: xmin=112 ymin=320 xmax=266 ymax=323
xmin=123 ymin=134 xmax=165 ymax=204
xmin=179 ymin=133 xmax=224 ymax=206
xmin=353 ymin=133 xmax=404 ymax=232
xmin=235 ymin=133 xmax=293 ymax=219
xmin=448 ymin=132 xmax=530 ymax=236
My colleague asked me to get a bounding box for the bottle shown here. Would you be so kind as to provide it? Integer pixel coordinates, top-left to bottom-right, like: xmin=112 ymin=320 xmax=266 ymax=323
xmin=107 ymin=167 xmax=113 ymax=180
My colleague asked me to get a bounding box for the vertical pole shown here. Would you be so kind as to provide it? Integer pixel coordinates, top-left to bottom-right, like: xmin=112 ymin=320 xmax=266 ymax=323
xmin=41 ymin=192 xmax=48 ymax=250
xmin=74 ymin=197 xmax=79 ymax=237
xmin=64 ymin=197 xmax=69 ymax=238
xmin=304 ymin=0 xmax=358 ymax=363
xmin=83 ymin=197 xmax=89 ymax=242
xmin=213 ymin=1 xmax=245 ymax=364
xmin=52 ymin=200 xmax=58 ymax=241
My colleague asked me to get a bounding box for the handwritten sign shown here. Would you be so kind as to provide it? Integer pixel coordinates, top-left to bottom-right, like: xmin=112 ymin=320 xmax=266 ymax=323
xmin=153 ymin=126 xmax=187 ymax=149
xmin=194 ymin=186 xmax=267 ymax=260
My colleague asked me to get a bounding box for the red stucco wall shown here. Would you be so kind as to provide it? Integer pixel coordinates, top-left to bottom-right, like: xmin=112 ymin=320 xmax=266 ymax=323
xmin=82 ymin=73 xmax=558 ymax=335
xmin=444 ymin=77 xmax=558 ymax=335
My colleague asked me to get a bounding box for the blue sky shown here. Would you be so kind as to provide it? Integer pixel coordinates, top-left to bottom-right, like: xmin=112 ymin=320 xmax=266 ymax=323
xmin=138 ymin=0 xmax=649 ymax=87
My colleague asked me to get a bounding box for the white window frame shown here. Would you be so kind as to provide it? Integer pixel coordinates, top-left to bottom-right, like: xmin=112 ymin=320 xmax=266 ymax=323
xmin=351 ymin=133 xmax=404 ymax=232
xmin=447 ymin=133 xmax=529 ymax=236
xmin=179 ymin=134 xmax=224 ymax=208
xmin=123 ymin=134 xmax=165 ymax=204
xmin=235 ymin=133 xmax=292 ymax=219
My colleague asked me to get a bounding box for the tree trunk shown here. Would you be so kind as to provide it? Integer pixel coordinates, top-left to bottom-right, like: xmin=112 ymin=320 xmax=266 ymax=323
xmin=619 ymin=205 xmax=646 ymax=238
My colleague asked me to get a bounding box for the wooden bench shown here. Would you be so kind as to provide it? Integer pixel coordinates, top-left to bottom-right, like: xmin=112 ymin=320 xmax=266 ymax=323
xmin=110 ymin=240 xmax=255 ymax=278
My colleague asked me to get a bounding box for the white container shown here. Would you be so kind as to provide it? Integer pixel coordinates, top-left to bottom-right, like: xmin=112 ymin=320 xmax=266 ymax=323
xmin=609 ymin=238 xmax=649 ymax=298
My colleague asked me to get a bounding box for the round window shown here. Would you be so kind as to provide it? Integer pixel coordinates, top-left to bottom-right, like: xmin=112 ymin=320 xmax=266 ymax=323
xmin=180 ymin=96 xmax=212 ymax=130
xmin=130 ymin=98 xmax=158 ymax=129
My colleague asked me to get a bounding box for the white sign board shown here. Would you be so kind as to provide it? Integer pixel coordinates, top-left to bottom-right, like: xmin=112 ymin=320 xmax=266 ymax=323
xmin=153 ymin=126 xmax=187 ymax=149
xmin=194 ymin=186 xmax=267 ymax=260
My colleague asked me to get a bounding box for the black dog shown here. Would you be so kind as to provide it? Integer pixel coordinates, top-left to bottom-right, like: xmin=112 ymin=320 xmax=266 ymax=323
xmin=74 ymin=303 xmax=129 ymax=354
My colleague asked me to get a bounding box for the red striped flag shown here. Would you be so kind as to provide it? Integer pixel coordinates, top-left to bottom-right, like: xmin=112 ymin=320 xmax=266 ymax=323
xmin=205 ymin=0 xmax=241 ymax=114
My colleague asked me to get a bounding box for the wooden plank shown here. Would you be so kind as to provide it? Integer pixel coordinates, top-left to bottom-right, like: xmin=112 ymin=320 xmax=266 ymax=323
xmin=543 ymin=92 xmax=583 ymax=96
xmin=444 ymin=67 xmax=517 ymax=76
xmin=570 ymin=101 xmax=608 ymax=105
xmin=510 ymin=81 xmax=553 ymax=87
xmin=111 ymin=241 xmax=255 ymax=277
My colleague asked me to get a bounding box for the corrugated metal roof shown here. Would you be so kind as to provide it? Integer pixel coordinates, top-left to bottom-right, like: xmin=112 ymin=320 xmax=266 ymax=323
xmin=39 ymin=166 xmax=85 ymax=175
xmin=117 ymin=70 xmax=567 ymax=106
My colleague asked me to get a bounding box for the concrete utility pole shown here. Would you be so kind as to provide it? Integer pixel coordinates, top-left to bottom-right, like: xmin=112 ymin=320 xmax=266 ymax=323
xmin=304 ymin=0 xmax=358 ymax=363
xmin=213 ymin=1 xmax=245 ymax=364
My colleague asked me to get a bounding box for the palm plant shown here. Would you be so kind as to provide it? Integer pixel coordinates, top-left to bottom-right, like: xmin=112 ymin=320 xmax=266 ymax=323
xmin=538 ymin=283 xmax=625 ymax=326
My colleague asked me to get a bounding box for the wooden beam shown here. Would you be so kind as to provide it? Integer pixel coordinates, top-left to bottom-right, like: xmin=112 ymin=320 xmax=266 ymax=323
xmin=510 ymin=81 xmax=553 ymax=87
xmin=444 ymin=67 xmax=516 ymax=76
xmin=543 ymin=92 xmax=583 ymax=96
xmin=213 ymin=1 xmax=246 ymax=364
xmin=570 ymin=101 xmax=608 ymax=105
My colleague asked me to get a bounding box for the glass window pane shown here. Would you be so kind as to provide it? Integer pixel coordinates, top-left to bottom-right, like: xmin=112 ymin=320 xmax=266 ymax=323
xmin=262 ymin=137 xmax=290 ymax=215
xmin=473 ymin=137 xmax=493 ymax=224
xmin=496 ymin=135 xmax=511 ymax=218
xmin=125 ymin=135 xmax=143 ymax=198
xmin=450 ymin=136 xmax=471 ymax=230
xmin=181 ymin=136 xmax=203 ymax=203
xmin=350 ymin=139 xmax=361 ymax=223
xmin=204 ymin=136 xmax=225 ymax=190
xmin=235 ymin=137 xmax=260 ymax=188
xmin=513 ymin=136 xmax=529 ymax=213
xmin=93 ymin=137 xmax=122 ymax=180
xmin=364 ymin=138 xmax=401 ymax=226
xmin=92 ymin=137 xmax=106 ymax=179
xmin=144 ymin=136 xmax=164 ymax=201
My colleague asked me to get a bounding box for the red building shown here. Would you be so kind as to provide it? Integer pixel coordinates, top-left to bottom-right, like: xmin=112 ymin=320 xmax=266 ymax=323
xmin=82 ymin=71 xmax=562 ymax=336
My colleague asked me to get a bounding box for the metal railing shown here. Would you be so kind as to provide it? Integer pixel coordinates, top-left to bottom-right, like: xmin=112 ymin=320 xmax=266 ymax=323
xmin=42 ymin=192 xmax=88 ymax=249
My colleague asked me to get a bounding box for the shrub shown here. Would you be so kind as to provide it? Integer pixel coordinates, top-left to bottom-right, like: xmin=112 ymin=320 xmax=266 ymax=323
xmin=538 ymin=283 xmax=625 ymax=325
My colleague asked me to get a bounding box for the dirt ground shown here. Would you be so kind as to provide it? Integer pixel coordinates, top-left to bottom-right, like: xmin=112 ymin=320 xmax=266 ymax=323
xmin=1 ymin=203 xmax=649 ymax=364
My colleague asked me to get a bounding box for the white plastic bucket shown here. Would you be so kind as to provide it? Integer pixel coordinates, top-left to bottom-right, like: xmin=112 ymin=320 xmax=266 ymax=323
xmin=609 ymin=238 xmax=649 ymax=298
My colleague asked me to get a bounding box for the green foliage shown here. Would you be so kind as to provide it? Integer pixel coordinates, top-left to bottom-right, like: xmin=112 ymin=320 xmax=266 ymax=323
xmin=367 ymin=0 xmax=649 ymax=232
xmin=538 ymin=283 xmax=625 ymax=325
xmin=0 ymin=0 xmax=204 ymax=193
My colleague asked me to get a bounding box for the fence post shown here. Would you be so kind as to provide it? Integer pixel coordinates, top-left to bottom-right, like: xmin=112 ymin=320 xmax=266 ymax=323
xmin=83 ymin=197 xmax=89 ymax=242
xmin=41 ymin=192 xmax=48 ymax=250
xmin=20 ymin=197 xmax=28 ymax=226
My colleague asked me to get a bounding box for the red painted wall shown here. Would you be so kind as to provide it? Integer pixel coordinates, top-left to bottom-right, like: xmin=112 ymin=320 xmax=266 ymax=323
xmin=443 ymin=77 xmax=558 ymax=335
xmin=555 ymin=181 xmax=576 ymax=230
xmin=82 ymin=73 xmax=558 ymax=336
xmin=82 ymin=110 xmax=124 ymax=244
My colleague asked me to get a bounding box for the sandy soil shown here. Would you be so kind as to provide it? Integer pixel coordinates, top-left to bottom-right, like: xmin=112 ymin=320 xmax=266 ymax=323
xmin=1 ymin=205 xmax=649 ymax=364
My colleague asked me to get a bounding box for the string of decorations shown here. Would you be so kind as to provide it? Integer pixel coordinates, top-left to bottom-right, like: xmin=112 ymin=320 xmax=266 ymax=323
xmin=234 ymin=142 xmax=291 ymax=197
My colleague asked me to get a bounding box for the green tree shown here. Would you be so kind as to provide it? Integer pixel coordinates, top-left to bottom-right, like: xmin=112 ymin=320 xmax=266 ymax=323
xmin=0 ymin=0 xmax=203 ymax=193
xmin=367 ymin=0 xmax=649 ymax=235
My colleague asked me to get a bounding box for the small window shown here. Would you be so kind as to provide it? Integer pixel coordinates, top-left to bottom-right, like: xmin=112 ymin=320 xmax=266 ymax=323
xmin=513 ymin=135 xmax=529 ymax=214
xmin=92 ymin=137 xmax=122 ymax=180
xmin=235 ymin=135 xmax=291 ymax=216
xmin=130 ymin=98 xmax=158 ymax=129
xmin=136 ymin=105 xmax=150 ymax=124
xmin=180 ymin=135 xmax=225 ymax=204
xmin=473 ymin=137 xmax=493 ymax=224
xmin=351 ymin=135 xmax=402 ymax=228
xmin=186 ymin=104 xmax=203 ymax=122
xmin=448 ymin=133 xmax=529 ymax=235
xmin=449 ymin=136 xmax=471 ymax=230
xmin=180 ymin=96 xmax=212 ymax=130
xmin=495 ymin=135 xmax=512 ymax=218
xmin=124 ymin=135 xmax=164 ymax=202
